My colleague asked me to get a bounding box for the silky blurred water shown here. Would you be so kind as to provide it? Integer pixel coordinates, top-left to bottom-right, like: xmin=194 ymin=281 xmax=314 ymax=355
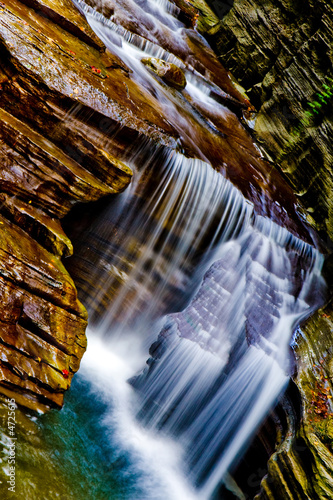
xmin=0 ymin=334 xmax=200 ymax=499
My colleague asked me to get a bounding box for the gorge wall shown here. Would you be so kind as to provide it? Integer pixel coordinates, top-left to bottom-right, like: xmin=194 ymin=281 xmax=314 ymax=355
xmin=205 ymin=0 xmax=333 ymax=243
xmin=198 ymin=1 xmax=333 ymax=497
xmin=0 ymin=0 xmax=136 ymax=412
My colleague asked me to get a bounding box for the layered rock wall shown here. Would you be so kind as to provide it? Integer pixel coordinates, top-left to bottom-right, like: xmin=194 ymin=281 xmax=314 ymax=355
xmin=0 ymin=0 xmax=135 ymax=411
xmin=206 ymin=0 xmax=333 ymax=242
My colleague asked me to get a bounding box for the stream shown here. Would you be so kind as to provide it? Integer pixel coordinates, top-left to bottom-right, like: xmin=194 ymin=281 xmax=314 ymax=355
xmin=0 ymin=0 xmax=327 ymax=498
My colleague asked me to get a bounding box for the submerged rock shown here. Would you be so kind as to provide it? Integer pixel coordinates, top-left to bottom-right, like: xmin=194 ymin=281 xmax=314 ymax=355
xmin=141 ymin=57 xmax=187 ymax=90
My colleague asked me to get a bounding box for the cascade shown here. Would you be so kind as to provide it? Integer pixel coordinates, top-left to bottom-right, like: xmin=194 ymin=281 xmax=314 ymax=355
xmin=66 ymin=145 xmax=252 ymax=331
xmin=55 ymin=0 xmax=328 ymax=498
xmin=67 ymin=143 xmax=325 ymax=495
xmin=131 ymin=217 xmax=325 ymax=497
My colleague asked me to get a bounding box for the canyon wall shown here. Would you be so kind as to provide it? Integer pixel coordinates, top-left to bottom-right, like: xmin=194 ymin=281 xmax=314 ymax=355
xmin=199 ymin=1 xmax=333 ymax=497
xmin=205 ymin=0 xmax=333 ymax=243
xmin=0 ymin=0 xmax=135 ymax=411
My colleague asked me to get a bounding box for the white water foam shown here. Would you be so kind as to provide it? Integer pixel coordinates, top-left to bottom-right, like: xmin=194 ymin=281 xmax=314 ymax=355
xmin=79 ymin=332 xmax=203 ymax=500
xmin=73 ymin=0 xmax=229 ymax=107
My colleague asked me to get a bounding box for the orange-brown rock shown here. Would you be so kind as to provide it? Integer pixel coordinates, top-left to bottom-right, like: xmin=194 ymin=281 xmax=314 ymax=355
xmin=0 ymin=0 xmax=140 ymax=411
xmin=0 ymin=109 xmax=131 ymax=217
xmin=0 ymin=0 xmax=178 ymax=146
xmin=19 ymin=0 xmax=106 ymax=51
xmin=141 ymin=57 xmax=187 ymax=90
xmin=0 ymin=215 xmax=87 ymax=412
xmin=0 ymin=193 xmax=73 ymax=257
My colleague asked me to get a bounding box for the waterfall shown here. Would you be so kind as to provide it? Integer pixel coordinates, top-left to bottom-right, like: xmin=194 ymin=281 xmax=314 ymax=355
xmin=74 ymin=0 xmax=230 ymax=100
xmin=68 ymin=145 xmax=252 ymax=333
xmin=62 ymin=0 xmax=328 ymax=498
xmin=131 ymin=217 xmax=325 ymax=497
xmin=66 ymin=142 xmax=326 ymax=497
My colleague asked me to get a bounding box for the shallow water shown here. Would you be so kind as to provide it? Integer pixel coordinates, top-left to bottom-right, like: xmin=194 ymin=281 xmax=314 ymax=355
xmin=0 ymin=334 xmax=201 ymax=499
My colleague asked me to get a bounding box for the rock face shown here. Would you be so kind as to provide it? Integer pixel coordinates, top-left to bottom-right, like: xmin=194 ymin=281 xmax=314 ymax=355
xmin=205 ymin=0 xmax=333 ymax=243
xmin=0 ymin=0 xmax=135 ymax=411
xmin=141 ymin=57 xmax=187 ymax=90
xmin=197 ymin=1 xmax=333 ymax=497
xmin=256 ymin=303 xmax=333 ymax=500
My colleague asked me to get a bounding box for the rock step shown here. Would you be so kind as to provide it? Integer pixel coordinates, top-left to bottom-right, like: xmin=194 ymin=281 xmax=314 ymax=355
xmin=19 ymin=0 xmax=106 ymax=51
xmin=0 ymin=0 xmax=178 ymax=145
xmin=0 ymin=108 xmax=131 ymax=218
xmin=0 ymin=193 xmax=73 ymax=257
xmin=0 ymin=222 xmax=87 ymax=412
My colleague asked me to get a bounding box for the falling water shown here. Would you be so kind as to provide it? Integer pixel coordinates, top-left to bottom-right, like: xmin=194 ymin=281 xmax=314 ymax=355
xmin=68 ymin=145 xmax=251 ymax=333
xmin=57 ymin=0 xmax=329 ymax=498
xmin=66 ymin=145 xmax=326 ymax=498
xmin=131 ymin=217 xmax=325 ymax=497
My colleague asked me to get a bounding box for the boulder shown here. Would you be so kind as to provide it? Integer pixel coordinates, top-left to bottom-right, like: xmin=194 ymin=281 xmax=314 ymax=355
xmin=141 ymin=57 xmax=187 ymax=90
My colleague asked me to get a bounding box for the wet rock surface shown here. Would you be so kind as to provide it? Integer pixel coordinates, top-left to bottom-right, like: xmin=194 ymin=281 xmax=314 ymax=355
xmin=0 ymin=214 xmax=88 ymax=412
xmin=19 ymin=0 xmax=106 ymax=51
xmin=0 ymin=109 xmax=130 ymax=217
xmin=255 ymin=304 xmax=333 ymax=500
xmin=198 ymin=0 xmax=333 ymax=497
xmin=0 ymin=0 xmax=178 ymax=144
xmin=0 ymin=0 xmax=138 ymax=410
xmin=141 ymin=57 xmax=187 ymax=90
xmin=204 ymin=0 xmax=333 ymax=242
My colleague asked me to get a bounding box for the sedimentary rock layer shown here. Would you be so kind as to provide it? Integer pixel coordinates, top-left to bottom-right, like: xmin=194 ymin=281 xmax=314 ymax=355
xmin=0 ymin=0 xmax=136 ymax=411
xmin=205 ymin=0 xmax=333 ymax=242
xmin=257 ymin=303 xmax=333 ymax=500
